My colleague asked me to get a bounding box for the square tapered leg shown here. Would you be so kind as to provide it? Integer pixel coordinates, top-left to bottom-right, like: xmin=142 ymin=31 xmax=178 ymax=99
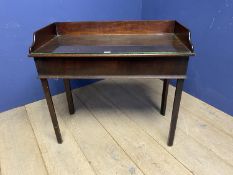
xmin=64 ymin=79 xmax=75 ymax=114
xmin=161 ymin=79 xmax=169 ymax=116
xmin=167 ymin=79 xmax=184 ymax=146
xmin=40 ymin=78 xmax=63 ymax=143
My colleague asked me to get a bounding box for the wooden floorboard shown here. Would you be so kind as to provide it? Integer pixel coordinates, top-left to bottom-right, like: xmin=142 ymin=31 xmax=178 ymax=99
xmin=25 ymin=101 xmax=96 ymax=175
xmin=51 ymin=93 xmax=144 ymax=175
xmin=136 ymin=79 xmax=233 ymax=137
xmin=0 ymin=79 xmax=233 ymax=175
xmin=92 ymin=79 xmax=233 ymax=175
xmin=119 ymin=79 xmax=233 ymax=166
xmin=0 ymin=107 xmax=47 ymax=175
xmin=74 ymin=85 xmax=193 ymax=175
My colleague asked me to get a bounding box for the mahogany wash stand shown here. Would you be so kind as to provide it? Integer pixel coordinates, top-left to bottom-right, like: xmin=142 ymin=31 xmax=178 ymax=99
xmin=29 ymin=20 xmax=195 ymax=146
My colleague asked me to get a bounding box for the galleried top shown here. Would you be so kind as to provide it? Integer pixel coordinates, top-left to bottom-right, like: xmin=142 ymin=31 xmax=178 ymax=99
xmin=29 ymin=20 xmax=195 ymax=57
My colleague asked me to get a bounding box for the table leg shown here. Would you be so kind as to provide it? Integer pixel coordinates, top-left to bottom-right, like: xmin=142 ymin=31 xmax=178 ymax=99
xmin=64 ymin=79 xmax=75 ymax=114
xmin=40 ymin=78 xmax=63 ymax=143
xmin=160 ymin=79 xmax=169 ymax=116
xmin=167 ymin=79 xmax=184 ymax=146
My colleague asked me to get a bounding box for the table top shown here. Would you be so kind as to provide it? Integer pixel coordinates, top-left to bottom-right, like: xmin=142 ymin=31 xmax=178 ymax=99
xmin=29 ymin=20 xmax=195 ymax=57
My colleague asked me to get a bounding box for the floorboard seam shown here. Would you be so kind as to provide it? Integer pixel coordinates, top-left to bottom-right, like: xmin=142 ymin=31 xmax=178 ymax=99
xmin=75 ymin=93 xmax=146 ymax=175
xmin=24 ymin=106 xmax=50 ymax=175
xmin=93 ymin=84 xmax=194 ymax=175
xmin=0 ymin=158 xmax=2 ymax=175
xmin=134 ymin=80 xmax=233 ymax=139
xmin=114 ymin=82 xmax=233 ymax=168
xmin=56 ymin=112 xmax=98 ymax=175
xmin=181 ymin=105 xmax=233 ymax=139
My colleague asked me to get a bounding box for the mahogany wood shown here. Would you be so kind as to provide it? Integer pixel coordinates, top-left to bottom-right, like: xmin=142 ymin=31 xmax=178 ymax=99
xmin=29 ymin=20 xmax=195 ymax=146
xmin=168 ymin=79 xmax=184 ymax=146
xmin=161 ymin=79 xmax=169 ymax=116
xmin=64 ymin=79 xmax=75 ymax=114
xmin=29 ymin=20 xmax=194 ymax=58
xmin=35 ymin=57 xmax=189 ymax=79
xmin=40 ymin=78 xmax=63 ymax=143
xmin=56 ymin=21 xmax=175 ymax=35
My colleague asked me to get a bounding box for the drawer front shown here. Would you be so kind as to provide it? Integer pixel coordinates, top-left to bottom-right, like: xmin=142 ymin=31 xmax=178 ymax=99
xmin=34 ymin=57 xmax=189 ymax=79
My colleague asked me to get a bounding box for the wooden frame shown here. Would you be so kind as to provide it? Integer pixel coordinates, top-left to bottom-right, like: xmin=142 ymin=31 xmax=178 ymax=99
xmin=29 ymin=20 xmax=195 ymax=146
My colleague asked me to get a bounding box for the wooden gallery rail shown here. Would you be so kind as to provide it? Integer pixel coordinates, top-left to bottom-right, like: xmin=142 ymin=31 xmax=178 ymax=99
xmin=29 ymin=20 xmax=195 ymax=146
